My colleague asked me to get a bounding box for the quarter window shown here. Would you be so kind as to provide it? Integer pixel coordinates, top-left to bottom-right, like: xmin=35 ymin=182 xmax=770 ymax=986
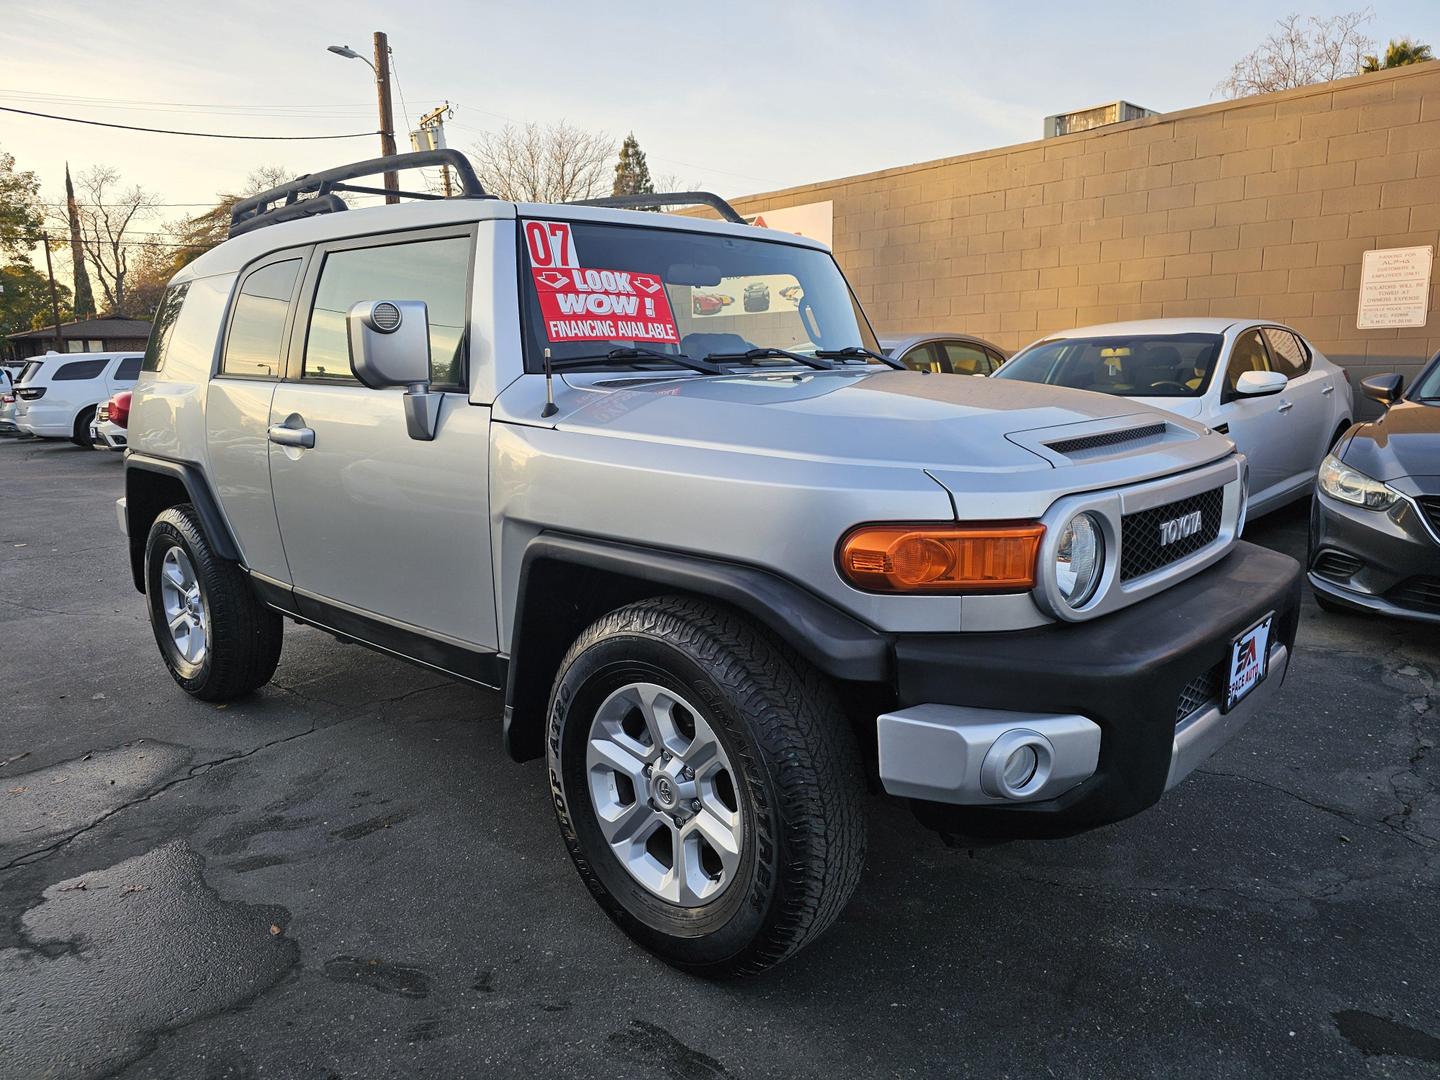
xmin=53 ymin=358 xmax=107 ymax=381
xmin=114 ymin=356 xmax=142 ymax=381
xmin=1261 ymin=327 xmax=1310 ymax=378
xmin=223 ymin=259 xmax=300 ymax=378
xmin=143 ymin=282 xmax=191 ymax=372
xmin=1224 ymin=329 xmax=1272 ymax=396
xmin=303 ymin=236 xmax=470 ymax=386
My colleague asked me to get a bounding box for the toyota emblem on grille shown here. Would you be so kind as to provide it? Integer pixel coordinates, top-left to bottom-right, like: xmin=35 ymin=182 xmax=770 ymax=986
xmin=1158 ymin=510 xmax=1204 ymax=547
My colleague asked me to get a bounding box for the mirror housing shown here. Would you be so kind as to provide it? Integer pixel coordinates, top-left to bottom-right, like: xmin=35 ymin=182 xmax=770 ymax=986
xmin=1234 ymin=369 xmax=1288 ymax=398
xmin=346 ymin=300 xmax=440 ymax=441
xmin=1360 ymin=372 xmax=1403 ymax=407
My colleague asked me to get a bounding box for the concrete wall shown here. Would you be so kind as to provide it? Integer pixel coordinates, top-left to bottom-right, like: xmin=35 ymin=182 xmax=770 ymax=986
xmin=730 ymin=63 xmax=1440 ymax=386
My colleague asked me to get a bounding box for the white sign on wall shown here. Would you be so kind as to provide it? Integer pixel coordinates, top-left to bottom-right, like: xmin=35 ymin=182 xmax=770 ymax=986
xmin=1357 ymin=245 xmax=1433 ymax=329
xmin=747 ymin=201 xmax=834 ymax=248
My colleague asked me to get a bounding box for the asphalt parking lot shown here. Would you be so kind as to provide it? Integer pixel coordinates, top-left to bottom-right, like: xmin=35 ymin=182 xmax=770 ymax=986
xmin=0 ymin=437 xmax=1436 ymax=1080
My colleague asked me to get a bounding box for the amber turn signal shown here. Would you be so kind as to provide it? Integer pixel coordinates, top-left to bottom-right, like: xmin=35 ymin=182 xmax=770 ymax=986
xmin=838 ymin=522 xmax=1046 ymax=593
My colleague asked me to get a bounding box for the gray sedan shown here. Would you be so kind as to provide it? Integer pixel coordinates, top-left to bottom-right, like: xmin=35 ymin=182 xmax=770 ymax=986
xmin=879 ymin=333 xmax=1008 ymax=376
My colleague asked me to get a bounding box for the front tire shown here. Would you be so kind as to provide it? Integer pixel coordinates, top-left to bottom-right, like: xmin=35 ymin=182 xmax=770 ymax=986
xmin=547 ymin=596 xmax=866 ymax=976
xmin=144 ymin=504 xmax=282 ymax=701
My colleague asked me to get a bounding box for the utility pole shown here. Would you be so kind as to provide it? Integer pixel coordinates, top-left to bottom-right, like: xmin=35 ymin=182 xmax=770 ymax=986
xmin=373 ymin=31 xmax=398 ymax=203
xmin=41 ymin=233 xmax=65 ymax=355
xmin=416 ymin=104 xmax=454 ymax=196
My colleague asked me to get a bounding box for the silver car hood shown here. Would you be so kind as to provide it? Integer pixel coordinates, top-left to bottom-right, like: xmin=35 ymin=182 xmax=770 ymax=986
xmin=532 ymin=369 xmax=1223 ymax=478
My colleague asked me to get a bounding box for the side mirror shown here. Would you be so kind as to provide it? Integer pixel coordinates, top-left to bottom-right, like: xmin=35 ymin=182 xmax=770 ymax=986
xmin=346 ymin=300 xmax=440 ymax=441
xmin=1234 ymin=370 xmax=1288 ymax=398
xmin=1360 ymin=373 xmax=1403 ymax=407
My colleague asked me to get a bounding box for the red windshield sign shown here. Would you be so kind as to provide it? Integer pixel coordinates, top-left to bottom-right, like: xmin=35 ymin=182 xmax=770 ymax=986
xmin=531 ymin=266 xmax=680 ymax=344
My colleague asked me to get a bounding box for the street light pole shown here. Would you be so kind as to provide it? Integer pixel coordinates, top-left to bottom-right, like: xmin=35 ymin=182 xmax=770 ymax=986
xmin=328 ymin=34 xmax=398 ymax=204
xmin=372 ymin=31 xmax=398 ymax=203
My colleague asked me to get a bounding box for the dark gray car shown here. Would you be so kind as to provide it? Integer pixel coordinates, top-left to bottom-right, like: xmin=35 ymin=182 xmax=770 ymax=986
xmin=1308 ymin=351 xmax=1440 ymax=623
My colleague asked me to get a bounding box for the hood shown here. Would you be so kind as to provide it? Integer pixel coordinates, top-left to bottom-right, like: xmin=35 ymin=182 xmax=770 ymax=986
xmin=1125 ymin=395 xmax=1207 ymax=421
xmin=538 ymin=368 xmax=1221 ymax=476
xmin=1342 ymin=400 xmax=1440 ymax=482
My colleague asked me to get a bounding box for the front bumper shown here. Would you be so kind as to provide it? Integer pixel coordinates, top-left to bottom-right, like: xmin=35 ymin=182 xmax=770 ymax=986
xmin=882 ymin=541 xmax=1302 ymax=839
xmin=1308 ymin=487 xmax=1440 ymax=624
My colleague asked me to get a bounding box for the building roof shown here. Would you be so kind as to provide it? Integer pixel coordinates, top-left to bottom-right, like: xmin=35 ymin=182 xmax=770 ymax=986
xmin=7 ymin=317 xmax=152 ymax=342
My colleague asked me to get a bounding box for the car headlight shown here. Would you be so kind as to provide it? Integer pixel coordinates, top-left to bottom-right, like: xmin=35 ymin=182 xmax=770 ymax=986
xmin=1055 ymin=512 xmax=1104 ymax=607
xmin=1317 ymin=454 xmax=1399 ymax=510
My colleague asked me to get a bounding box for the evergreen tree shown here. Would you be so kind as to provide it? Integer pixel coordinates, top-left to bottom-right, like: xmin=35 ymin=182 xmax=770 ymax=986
xmin=611 ymin=132 xmax=654 ymax=197
xmin=65 ymin=164 xmax=95 ymax=318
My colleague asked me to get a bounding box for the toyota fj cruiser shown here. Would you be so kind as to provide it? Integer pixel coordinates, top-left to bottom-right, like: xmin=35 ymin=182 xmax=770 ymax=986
xmin=119 ymin=151 xmax=1302 ymax=975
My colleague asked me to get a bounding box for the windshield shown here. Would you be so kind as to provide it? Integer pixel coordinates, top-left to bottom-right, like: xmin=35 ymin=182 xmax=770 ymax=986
xmin=1410 ymin=352 xmax=1440 ymax=401
xmin=994 ymin=333 xmax=1224 ymax=398
xmin=518 ymin=219 xmax=878 ymax=371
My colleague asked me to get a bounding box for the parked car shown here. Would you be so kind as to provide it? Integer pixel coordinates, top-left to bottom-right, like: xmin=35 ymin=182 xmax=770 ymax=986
xmin=1308 ymin=352 xmax=1440 ymax=623
xmin=881 ymin=333 xmax=1008 ymax=376
xmin=0 ymin=368 xmax=16 ymax=435
xmin=90 ymin=390 xmax=132 ymax=452
xmin=118 ymin=151 xmax=1300 ymax=975
xmin=993 ymin=319 xmax=1354 ymax=517
xmin=13 ymin=352 xmax=143 ymax=447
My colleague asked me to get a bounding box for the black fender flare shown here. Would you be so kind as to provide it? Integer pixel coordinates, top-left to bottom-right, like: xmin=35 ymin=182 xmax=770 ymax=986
xmin=502 ymin=532 xmax=893 ymax=761
xmin=124 ymin=454 xmax=241 ymax=590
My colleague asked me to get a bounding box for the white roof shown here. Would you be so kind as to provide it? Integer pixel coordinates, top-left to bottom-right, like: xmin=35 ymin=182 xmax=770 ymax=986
xmin=1036 ymin=317 xmax=1253 ymax=339
xmin=176 ymin=198 xmax=829 ymax=283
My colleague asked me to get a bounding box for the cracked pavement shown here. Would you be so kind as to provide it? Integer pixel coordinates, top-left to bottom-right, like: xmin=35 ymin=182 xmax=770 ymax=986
xmin=0 ymin=437 xmax=1437 ymax=1079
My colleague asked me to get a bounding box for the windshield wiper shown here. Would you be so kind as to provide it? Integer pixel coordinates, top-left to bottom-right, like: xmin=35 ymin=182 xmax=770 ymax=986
xmin=550 ymin=346 xmax=723 ymax=375
xmin=702 ymin=347 xmax=835 ymax=370
xmin=813 ymin=345 xmax=905 ymax=370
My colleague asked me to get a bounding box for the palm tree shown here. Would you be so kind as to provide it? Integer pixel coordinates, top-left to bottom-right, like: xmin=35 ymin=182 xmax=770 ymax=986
xmin=1361 ymin=37 xmax=1433 ymax=73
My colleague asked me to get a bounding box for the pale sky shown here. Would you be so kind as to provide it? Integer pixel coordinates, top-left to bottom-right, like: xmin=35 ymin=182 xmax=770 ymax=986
xmin=3 ymin=0 xmax=1437 ymax=230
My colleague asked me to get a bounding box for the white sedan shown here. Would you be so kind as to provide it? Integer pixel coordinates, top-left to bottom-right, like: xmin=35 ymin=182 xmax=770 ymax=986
xmin=993 ymin=318 xmax=1354 ymax=517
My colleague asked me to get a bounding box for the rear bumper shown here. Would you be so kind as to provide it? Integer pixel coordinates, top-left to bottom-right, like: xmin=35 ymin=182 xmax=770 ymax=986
xmin=15 ymin=402 xmax=72 ymax=437
xmin=885 ymin=541 xmax=1302 ymax=839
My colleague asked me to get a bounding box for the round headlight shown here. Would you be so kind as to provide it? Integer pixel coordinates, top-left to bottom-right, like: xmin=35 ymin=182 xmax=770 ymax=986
xmin=1055 ymin=512 xmax=1104 ymax=608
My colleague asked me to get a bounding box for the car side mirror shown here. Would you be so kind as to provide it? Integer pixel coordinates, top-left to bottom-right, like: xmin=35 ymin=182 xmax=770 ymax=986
xmin=1360 ymin=373 xmax=1403 ymax=407
xmin=1233 ymin=370 xmax=1288 ymax=398
xmin=346 ymin=300 xmax=440 ymax=441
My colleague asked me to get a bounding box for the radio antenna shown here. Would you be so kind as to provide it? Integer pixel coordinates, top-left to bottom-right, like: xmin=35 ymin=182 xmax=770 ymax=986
xmin=542 ymin=347 xmax=558 ymax=418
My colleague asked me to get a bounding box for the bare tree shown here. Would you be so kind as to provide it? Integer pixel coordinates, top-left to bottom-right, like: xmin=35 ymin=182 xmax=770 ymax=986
xmin=53 ymin=165 xmax=161 ymax=316
xmin=1217 ymin=9 xmax=1376 ymax=97
xmin=469 ymin=122 xmax=614 ymax=203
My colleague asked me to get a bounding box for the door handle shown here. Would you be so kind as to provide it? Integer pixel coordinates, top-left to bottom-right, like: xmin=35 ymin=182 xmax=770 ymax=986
xmin=1277 ymin=400 xmax=1294 ymax=413
xmin=1322 ymin=385 xmax=1335 ymax=395
xmin=268 ymin=424 xmax=315 ymax=449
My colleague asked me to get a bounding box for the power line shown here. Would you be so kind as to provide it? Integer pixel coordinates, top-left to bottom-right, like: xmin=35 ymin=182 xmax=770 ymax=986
xmin=0 ymin=105 xmax=380 ymax=141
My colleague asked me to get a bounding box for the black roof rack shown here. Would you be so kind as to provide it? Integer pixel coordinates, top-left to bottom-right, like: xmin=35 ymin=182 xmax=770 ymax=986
xmin=229 ymin=149 xmax=490 ymax=238
xmin=567 ymin=191 xmax=746 ymax=224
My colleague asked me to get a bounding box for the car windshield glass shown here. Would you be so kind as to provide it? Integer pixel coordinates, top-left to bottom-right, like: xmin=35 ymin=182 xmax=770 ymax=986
xmin=993 ymin=333 xmax=1224 ymax=398
xmin=518 ymin=219 xmax=878 ymax=371
xmin=1410 ymin=355 xmax=1440 ymax=401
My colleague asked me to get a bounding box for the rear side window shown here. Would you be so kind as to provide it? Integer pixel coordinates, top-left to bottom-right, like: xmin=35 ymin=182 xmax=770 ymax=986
xmin=940 ymin=341 xmax=994 ymax=375
xmin=223 ymin=260 xmax=301 ymax=378
xmin=143 ymin=282 xmax=191 ymax=372
xmin=53 ymin=358 xmax=108 ymax=381
xmin=303 ymin=236 xmax=470 ymax=386
xmin=1262 ymin=327 xmax=1310 ymax=378
xmin=114 ymin=357 xmax=142 ymax=381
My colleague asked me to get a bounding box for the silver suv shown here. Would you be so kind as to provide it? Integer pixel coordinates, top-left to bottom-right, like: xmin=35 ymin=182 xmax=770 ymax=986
xmin=118 ymin=152 xmax=1302 ymax=974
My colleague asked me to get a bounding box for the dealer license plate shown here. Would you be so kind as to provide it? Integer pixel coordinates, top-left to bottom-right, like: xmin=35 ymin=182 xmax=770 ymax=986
xmin=1224 ymin=613 xmax=1273 ymax=712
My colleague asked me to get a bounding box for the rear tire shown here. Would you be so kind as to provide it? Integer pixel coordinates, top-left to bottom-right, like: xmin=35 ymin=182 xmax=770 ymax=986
xmin=71 ymin=405 xmax=97 ymax=449
xmin=144 ymin=504 xmax=282 ymax=701
xmin=546 ymin=595 xmax=866 ymax=976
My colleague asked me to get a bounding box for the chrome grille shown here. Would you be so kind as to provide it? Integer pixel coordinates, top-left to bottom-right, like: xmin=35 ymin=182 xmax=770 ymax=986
xmin=1176 ymin=663 xmax=1223 ymax=725
xmin=1120 ymin=488 xmax=1224 ymax=581
xmin=1416 ymin=496 xmax=1440 ymax=537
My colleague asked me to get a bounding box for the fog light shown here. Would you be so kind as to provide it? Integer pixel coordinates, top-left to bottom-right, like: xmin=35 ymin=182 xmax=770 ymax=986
xmin=980 ymin=729 xmax=1056 ymax=800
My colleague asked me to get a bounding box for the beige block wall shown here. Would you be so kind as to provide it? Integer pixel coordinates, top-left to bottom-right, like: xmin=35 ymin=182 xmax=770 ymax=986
xmin=729 ymin=64 xmax=1440 ymax=391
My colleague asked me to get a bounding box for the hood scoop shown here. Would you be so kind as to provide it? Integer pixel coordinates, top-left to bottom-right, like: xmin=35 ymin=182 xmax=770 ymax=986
xmin=1046 ymin=421 xmax=1169 ymax=458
